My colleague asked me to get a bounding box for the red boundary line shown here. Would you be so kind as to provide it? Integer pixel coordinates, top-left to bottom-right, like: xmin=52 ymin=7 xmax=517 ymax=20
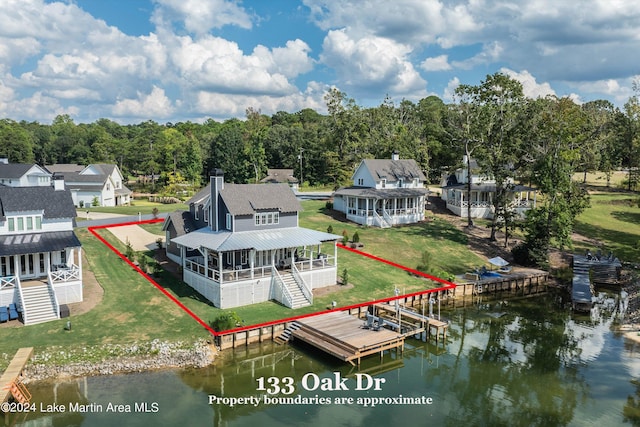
xmin=88 ymin=220 xmax=456 ymax=337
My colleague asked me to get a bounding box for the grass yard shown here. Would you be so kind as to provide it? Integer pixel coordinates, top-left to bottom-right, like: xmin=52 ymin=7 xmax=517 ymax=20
xmin=574 ymin=192 xmax=640 ymax=263
xmin=0 ymin=199 xmax=486 ymax=368
xmin=79 ymin=200 xmax=188 ymax=217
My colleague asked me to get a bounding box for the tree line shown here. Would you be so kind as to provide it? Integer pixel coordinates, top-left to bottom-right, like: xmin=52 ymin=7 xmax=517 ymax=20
xmin=1 ymin=72 xmax=639 ymax=266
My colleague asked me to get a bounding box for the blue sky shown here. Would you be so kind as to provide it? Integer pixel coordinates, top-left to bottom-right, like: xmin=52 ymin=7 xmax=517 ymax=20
xmin=1 ymin=0 xmax=639 ymax=124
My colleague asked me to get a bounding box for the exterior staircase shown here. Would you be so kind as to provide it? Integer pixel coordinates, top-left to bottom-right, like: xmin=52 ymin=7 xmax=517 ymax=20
xmin=20 ymin=284 xmax=60 ymax=325
xmin=280 ymin=271 xmax=312 ymax=309
xmin=274 ymin=322 xmax=301 ymax=344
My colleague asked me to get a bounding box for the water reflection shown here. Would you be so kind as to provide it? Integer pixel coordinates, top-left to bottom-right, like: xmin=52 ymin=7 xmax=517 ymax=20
xmin=7 ymin=292 xmax=640 ymax=427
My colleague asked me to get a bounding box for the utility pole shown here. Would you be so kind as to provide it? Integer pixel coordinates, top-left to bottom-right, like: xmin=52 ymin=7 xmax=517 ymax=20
xmin=298 ymin=148 xmax=304 ymax=187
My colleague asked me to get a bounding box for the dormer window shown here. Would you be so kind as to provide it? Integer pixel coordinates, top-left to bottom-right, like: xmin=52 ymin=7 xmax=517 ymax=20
xmin=398 ymin=178 xmax=404 ymax=188
xmin=255 ymin=211 xmax=279 ymax=226
xmin=381 ymin=179 xmax=386 ymax=188
xmin=357 ymin=178 xmax=364 ymax=186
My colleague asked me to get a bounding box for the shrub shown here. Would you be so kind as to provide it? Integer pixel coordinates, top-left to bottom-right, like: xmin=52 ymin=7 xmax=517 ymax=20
xmin=325 ymin=201 xmax=333 ymax=209
xmin=125 ymin=239 xmax=135 ymax=262
xmin=327 ymin=225 xmax=334 ymax=234
xmin=210 ymin=311 xmax=242 ymax=331
xmin=340 ymin=268 xmax=348 ymax=286
xmin=352 ymin=231 xmax=360 ymax=243
xmin=92 ymin=196 xmax=100 ymax=207
xmin=342 ymin=235 xmax=349 ymax=245
xmin=156 ymin=237 xmax=164 ymax=250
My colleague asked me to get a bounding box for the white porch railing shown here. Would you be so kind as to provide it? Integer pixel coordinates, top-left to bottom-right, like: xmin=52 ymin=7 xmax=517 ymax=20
xmin=49 ymin=265 xmax=81 ymax=283
xmin=291 ymin=262 xmax=313 ymax=305
xmin=46 ymin=272 xmax=61 ymax=320
xmin=0 ymin=275 xmax=16 ymax=291
xmin=373 ymin=211 xmax=391 ymax=228
xmin=271 ymin=267 xmax=294 ymax=308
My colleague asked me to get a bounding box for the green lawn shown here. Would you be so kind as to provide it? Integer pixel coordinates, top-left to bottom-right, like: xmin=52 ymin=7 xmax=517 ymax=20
xmin=78 ymin=200 xmax=188 ymax=217
xmin=574 ymin=192 xmax=640 ymax=263
xmin=0 ymin=200 xmax=486 ymax=369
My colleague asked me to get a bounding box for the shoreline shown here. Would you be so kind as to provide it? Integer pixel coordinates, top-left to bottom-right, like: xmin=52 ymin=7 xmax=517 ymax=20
xmin=21 ymin=339 xmax=217 ymax=383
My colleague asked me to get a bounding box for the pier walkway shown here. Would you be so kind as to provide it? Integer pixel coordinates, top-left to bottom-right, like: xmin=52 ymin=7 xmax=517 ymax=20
xmin=1 ymin=347 xmax=33 ymax=405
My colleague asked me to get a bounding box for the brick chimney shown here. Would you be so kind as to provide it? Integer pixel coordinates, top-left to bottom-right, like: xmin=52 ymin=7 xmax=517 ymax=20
xmin=210 ymin=169 xmax=224 ymax=231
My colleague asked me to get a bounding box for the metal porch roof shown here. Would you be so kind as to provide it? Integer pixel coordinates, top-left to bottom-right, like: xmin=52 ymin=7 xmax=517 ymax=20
xmin=171 ymin=227 xmax=341 ymax=252
xmin=0 ymin=231 xmax=81 ymax=256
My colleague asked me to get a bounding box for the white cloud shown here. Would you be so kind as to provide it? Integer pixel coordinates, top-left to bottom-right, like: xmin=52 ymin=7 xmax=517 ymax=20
xmin=442 ymin=77 xmax=460 ymax=102
xmin=151 ymin=0 xmax=252 ymax=35
xmin=421 ymin=55 xmax=452 ymax=72
xmin=320 ymin=29 xmax=426 ymax=95
xmin=500 ymin=68 xmax=556 ymax=99
xmin=112 ymin=86 xmax=174 ymax=119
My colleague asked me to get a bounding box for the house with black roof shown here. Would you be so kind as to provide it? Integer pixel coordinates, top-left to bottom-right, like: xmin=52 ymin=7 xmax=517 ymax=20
xmin=0 ymin=176 xmax=83 ymax=325
xmin=46 ymin=163 xmax=132 ymax=207
xmin=0 ymin=159 xmax=52 ymax=187
xmin=333 ymin=152 xmax=430 ymax=228
xmin=163 ymin=170 xmax=341 ymax=309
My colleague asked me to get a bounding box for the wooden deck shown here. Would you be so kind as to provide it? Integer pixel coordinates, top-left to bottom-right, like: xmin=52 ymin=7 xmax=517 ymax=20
xmin=0 ymin=347 xmax=33 ymax=404
xmin=292 ymin=311 xmax=405 ymax=366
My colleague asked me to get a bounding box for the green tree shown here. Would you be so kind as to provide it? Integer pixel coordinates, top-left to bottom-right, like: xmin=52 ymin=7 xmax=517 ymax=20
xmin=515 ymin=96 xmax=591 ymax=266
xmin=0 ymin=119 xmax=35 ymax=163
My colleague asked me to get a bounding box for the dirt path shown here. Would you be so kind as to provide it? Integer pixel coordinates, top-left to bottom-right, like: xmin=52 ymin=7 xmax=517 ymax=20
xmin=107 ymin=224 xmax=164 ymax=251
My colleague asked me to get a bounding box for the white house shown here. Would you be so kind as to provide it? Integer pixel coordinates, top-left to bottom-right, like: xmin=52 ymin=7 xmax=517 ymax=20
xmin=46 ymin=163 xmax=132 ymax=207
xmin=333 ymin=153 xmax=429 ymax=228
xmin=163 ymin=170 xmax=341 ymax=310
xmin=440 ymin=156 xmax=537 ymax=219
xmin=0 ymin=159 xmax=52 ymax=187
xmin=0 ymin=176 xmax=83 ymax=325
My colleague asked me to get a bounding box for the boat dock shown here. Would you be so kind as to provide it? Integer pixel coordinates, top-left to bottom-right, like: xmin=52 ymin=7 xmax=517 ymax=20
xmin=373 ymin=303 xmax=448 ymax=342
xmin=1 ymin=347 xmax=34 ymax=405
xmin=291 ymin=311 xmax=406 ymax=366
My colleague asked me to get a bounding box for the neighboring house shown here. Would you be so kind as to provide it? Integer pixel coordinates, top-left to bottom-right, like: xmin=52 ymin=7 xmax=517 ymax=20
xmin=0 ymin=176 xmax=83 ymax=325
xmin=163 ymin=169 xmax=341 ymax=309
xmin=0 ymin=159 xmax=52 ymax=187
xmin=46 ymin=163 xmax=132 ymax=207
xmin=260 ymin=169 xmax=299 ymax=189
xmin=333 ymin=152 xmax=430 ymax=228
xmin=440 ymin=156 xmax=537 ymax=219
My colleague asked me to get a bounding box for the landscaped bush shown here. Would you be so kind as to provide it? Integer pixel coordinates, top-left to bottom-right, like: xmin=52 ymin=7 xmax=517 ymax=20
xmin=209 ymin=311 xmax=242 ymax=331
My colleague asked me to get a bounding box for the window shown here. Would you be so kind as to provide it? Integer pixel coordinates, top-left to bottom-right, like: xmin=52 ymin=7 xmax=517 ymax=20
xmin=26 ymin=217 xmax=33 ymax=230
xmin=381 ymin=179 xmax=386 ymax=188
xmin=204 ymin=207 xmax=209 ymax=223
xmin=226 ymin=213 xmax=232 ymax=230
xmin=255 ymin=212 xmax=279 ymax=226
xmin=8 ymin=218 xmax=14 ymax=232
xmin=357 ymin=178 xmax=364 ymax=186
xmin=17 ymin=217 xmax=24 ymax=231
xmin=106 ymin=183 xmax=110 ymax=191
xmin=35 ymin=216 xmax=42 ymax=229
xmin=398 ymin=178 xmax=404 ymax=188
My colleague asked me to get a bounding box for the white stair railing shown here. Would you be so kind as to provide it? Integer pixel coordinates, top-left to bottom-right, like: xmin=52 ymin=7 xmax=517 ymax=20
xmin=291 ymin=262 xmax=313 ymax=305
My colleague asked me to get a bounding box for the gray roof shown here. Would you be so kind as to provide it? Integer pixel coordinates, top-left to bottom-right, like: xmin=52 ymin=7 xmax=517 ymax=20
xmin=0 ymin=186 xmax=77 ymax=219
xmin=163 ymin=210 xmax=197 ymax=235
xmin=334 ymin=186 xmax=429 ymax=198
xmin=442 ymin=183 xmax=536 ymax=192
xmin=45 ymin=164 xmax=84 ymax=174
xmin=260 ymin=169 xmax=298 ymax=184
xmin=221 ymin=183 xmax=301 ymax=215
xmin=172 ymin=226 xmax=341 ymax=252
xmin=361 ymin=159 xmax=427 ymax=182
xmin=190 ymin=183 xmax=301 ymax=215
xmin=0 ymin=231 xmax=81 ymax=256
xmin=187 ymin=185 xmax=211 ymax=205
xmin=0 ymin=164 xmax=34 ymax=179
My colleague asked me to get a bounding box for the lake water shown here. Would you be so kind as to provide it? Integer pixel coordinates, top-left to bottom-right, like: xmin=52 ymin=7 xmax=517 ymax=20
xmin=6 ymin=291 xmax=640 ymax=427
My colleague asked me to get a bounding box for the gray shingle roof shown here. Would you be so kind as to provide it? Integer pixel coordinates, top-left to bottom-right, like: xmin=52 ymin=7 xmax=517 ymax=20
xmin=163 ymin=210 xmax=197 ymax=235
xmin=0 ymin=186 xmax=77 ymax=219
xmin=361 ymin=159 xmax=426 ymax=182
xmin=0 ymin=164 xmax=34 ymax=179
xmin=189 ymin=183 xmax=301 ymax=215
xmin=220 ymin=183 xmax=301 ymax=215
